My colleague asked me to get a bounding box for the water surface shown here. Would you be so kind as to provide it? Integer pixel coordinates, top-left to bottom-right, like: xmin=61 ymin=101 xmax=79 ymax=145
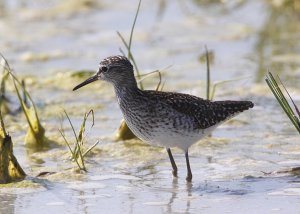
xmin=0 ymin=0 xmax=300 ymax=213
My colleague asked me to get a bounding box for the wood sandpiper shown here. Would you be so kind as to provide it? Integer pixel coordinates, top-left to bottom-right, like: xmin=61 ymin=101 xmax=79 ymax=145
xmin=73 ymin=55 xmax=254 ymax=182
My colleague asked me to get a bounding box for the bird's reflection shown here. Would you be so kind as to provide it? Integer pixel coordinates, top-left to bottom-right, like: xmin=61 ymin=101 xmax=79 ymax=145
xmin=185 ymin=181 xmax=193 ymax=213
xmin=166 ymin=178 xmax=193 ymax=213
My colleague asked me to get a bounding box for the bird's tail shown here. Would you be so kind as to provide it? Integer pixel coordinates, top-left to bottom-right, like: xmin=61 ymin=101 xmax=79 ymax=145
xmin=214 ymin=100 xmax=254 ymax=115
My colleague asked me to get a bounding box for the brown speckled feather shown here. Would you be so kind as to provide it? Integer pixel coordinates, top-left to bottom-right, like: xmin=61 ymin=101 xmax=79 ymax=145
xmin=145 ymin=90 xmax=254 ymax=129
xmin=73 ymin=55 xmax=255 ymax=180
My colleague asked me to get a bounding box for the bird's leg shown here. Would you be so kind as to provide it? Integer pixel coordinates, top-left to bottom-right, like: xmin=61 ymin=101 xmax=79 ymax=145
xmin=185 ymin=150 xmax=192 ymax=182
xmin=167 ymin=148 xmax=178 ymax=177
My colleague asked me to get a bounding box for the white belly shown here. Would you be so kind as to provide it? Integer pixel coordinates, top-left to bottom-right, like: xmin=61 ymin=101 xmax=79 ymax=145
xmin=125 ymin=116 xmax=217 ymax=152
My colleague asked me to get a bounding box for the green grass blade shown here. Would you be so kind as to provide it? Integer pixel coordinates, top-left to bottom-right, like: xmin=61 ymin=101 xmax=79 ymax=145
xmin=267 ymin=73 xmax=295 ymax=116
xmin=59 ymin=129 xmax=75 ymax=157
xmin=116 ymin=0 xmax=143 ymax=90
xmin=277 ymin=75 xmax=300 ymax=119
xmin=63 ymin=109 xmax=79 ymax=144
xmin=136 ymin=66 xmax=170 ymax=86
xmin=77 ymin=146 xmax=86 ymax=171
xmin=83 ymin=140 xmax=100 ymax=157
xmin=13 ymin=80 xmax=35 ymax=133
xmin=8 ymin=69 xmax=41 ymax=121
xmin=270 ymin=74 xmax=295 ymax=120
xmin=128 ymin=0 xmax=141 ymax=51
xmin=116 ymin=31 xmax=143 ymax=89
xmin=160 ymin=80 xmax=166 ymax=91
xmin=205 ymin=45 xmax=210 ymax=100
xmin=78 ymin=109 xmax=94 ymax=148
xmin=266 ymin=78 xmax=300 ymax=132
xmin=155 ymin=71 xmax=162 ymax=91
xmin=63 ymin=109 xmax=80 ymax=156
xmin=209 ymin=76 xmax=250 ymax=100
xmin=265 ymin=72 xmax=300 ymax=133
xmin=59 ymin=129 xmax=83 ymax=170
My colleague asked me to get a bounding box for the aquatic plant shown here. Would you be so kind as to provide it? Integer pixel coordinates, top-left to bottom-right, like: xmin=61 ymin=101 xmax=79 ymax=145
xmin=0 ymin=54 xmax=51 ymax=149
xmin=204 ymin=46 xmax=211 ymax=100
xmin=265 ymin=72 xmax=300 ymax=133
xmin=59 ymin=109 xmax=100 ymax=172
xmin=14 ymin=79 xmax=50 ymax=148
xmin=0 ymin=111 xmax=26 ymax=184
xmin=0 ymin=64 xmax=10 ymax=114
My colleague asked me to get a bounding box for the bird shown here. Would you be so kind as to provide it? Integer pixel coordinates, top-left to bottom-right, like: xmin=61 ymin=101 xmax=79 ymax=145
xmin=73 ymin=55 xmax=254 ymax=182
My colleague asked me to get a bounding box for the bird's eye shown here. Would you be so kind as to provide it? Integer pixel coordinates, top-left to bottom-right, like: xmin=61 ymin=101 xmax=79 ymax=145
xmin=102 ymin=66 xmax=108 ymax=72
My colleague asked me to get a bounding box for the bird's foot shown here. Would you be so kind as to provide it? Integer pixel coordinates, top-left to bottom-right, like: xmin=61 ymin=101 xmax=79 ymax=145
xmin=186 ymin=174 xmax=192 ymax=182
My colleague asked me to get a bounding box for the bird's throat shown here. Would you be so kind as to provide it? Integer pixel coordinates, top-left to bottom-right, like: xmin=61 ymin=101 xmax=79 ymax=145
xmin=114 ymin=84 xmax=140 ymax=104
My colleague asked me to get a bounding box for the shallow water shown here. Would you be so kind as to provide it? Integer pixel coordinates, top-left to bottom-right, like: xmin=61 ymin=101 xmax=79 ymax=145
xmin=1 ymin=0 xmax=300 ymax=213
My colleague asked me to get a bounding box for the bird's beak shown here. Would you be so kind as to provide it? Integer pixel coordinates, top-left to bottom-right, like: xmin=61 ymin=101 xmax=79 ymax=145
xmin=73 ymin=73 xmax=99 ymax=91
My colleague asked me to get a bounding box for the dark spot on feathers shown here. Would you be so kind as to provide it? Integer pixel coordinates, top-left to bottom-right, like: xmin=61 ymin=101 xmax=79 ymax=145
xmin=145 ymin=91 xmax=254 ymax=129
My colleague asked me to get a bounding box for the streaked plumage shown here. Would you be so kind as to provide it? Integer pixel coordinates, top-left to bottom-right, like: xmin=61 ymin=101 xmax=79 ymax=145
xmin=73 ymin=55 xmax=254 ymax=182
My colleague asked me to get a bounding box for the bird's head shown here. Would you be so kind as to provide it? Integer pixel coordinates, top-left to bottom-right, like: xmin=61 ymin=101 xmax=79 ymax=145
xmin=73 ymin=55 xmax=135 ymax=91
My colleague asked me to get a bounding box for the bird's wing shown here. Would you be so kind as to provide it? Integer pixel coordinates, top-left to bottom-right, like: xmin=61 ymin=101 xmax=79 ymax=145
xmin=145 ymin=90 xmax=253 ymax=129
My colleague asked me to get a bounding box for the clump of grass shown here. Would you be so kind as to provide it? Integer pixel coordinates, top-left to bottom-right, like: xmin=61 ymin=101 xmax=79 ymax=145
xmin=265 ymin=72 xmax=300 ymax=133
xmin=14 ymin=79 xmax=49 ymax=148
xmin=59 ymin=109 xmax=100 ymax=172
xmin=0 ymin=111 xmax=26 ymax=184
xmin=0 ymin=54 xmax=52 ymax=149
xmin=264 ymin=72 xmax=300 ymax=175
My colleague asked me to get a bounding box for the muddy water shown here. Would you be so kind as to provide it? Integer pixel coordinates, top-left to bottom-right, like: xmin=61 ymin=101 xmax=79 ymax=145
xmin=1 ymin=0 xmax=300 ymax=213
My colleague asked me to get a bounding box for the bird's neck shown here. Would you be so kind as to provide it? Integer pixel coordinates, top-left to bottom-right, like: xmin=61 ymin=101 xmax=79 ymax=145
xmin=113 ymin=82 xmax=140 ymax=103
